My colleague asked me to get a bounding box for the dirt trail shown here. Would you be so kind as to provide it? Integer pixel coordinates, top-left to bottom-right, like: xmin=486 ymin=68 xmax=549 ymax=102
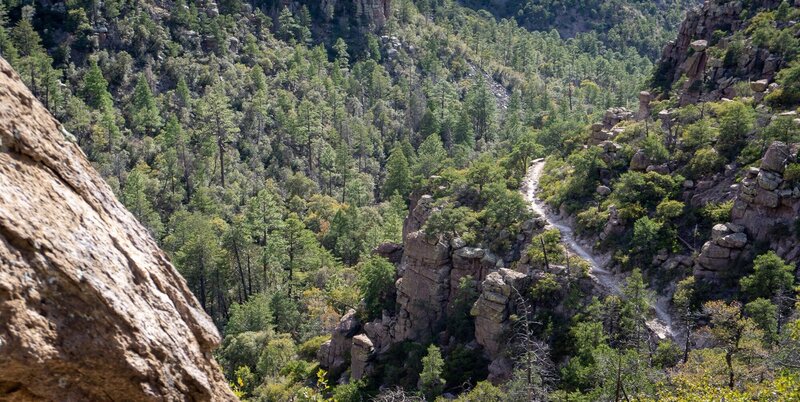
xmin=522 ymin=159 xmax=674 ymax=340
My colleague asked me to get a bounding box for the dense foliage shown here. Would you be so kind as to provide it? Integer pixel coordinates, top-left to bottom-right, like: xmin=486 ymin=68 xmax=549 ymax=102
xmin=3 ymin=0 xmax=799 ymax=400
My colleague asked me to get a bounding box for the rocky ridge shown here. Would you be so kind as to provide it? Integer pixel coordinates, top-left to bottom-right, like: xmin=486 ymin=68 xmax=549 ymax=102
xmin=0 ymin=57 xmax=234 ymax=400
xmin=318 ymin=193 xmax=541 ymax=382
xmin=657 ymin=0 xmax=784 ymax=104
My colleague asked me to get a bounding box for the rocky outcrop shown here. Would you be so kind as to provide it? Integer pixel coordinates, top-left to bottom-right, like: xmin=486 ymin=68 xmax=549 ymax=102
xmin=319 ymin=190 xmax=528 ymax=380
xmin=657 ymin=0 xmax=783 ymax=104
xmin=318 ymin=309 xmax=360 ymax=378
xmin=394 ymin=230 xmax=452 ymax=341
xmin=0 ymin=58 xmax=234 ymax=400
xmin=350 ymin=334 xmax=375 ymax=380
xmin=470 ymin=269 xmax=530 ymax=359
xmin=636 ymin=91 xmax=652 ymax=120
xmin=694 ymin=223 xmax=749 ymax=281
xmin=630 ymin=149 xmax=651 ymax=171
xmin=588 ymin=107 xmax=631 ymax=146
xmin=731 ymin=141 xmax=800 ymax=262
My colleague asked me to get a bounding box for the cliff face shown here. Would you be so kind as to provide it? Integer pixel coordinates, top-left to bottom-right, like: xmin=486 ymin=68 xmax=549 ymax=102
xmin=318 ymin=192 xmax=544 ymax=382
xmin=0 ymin=58 xmax=235 ymax=401
xmin=656 ymin=0 xmax=782 ymax=104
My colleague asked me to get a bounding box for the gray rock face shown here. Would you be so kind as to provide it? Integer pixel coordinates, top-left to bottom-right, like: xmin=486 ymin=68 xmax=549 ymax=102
xmin=636 ymin=91 xmax=652 ymax=120
xmin=318 ymin=309 xmax=360 ymax=377
xmin=658 ymin=0 xmax=783 ymax=104
xmin=394 ymin=231 xmax=452 ymax=341
xmin=350 ymin=334 xmax=374 ymax=380
xmin=403 ymin=195 xmax=434 ymax=242
xmin=471 ymin=269 xmax=530 ymax=359
xmin=731 ymin=141 xmax=800 ymax=264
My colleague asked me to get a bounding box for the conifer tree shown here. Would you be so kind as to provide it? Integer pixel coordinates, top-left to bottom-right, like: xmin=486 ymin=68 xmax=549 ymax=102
xmin=383 ymin=145 xmax=411 ymax=199
xmin=129 ymin=74 xmax=162 ymax=136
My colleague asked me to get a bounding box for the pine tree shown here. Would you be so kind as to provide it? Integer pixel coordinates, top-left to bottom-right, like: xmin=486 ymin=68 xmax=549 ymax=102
xmin=129 ymin=74 xmax=162 ymax=136
xmin=83 ymin=59 xmax=114 ymax=110
xmin=414 ymin=133 xmax=448 ymax=178
xmin=419 ymin=345 xmax=445 ymax=399
xmin=197 ymin=83 xmax=239 ymax=188
xmin=0 ymin=3 xmax=19 ymax=64
xmin=383 ymin=145 xmax=411 ymax=199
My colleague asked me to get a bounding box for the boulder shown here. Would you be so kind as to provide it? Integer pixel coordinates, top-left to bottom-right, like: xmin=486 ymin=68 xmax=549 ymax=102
xmin=751 ymin=79 xmax=769 ymax=93
xmin=711 ymin=223 xmax=732 ymax=240
xmin=0 ymin=58 xmax=235 ymax=400
xmin=646 ymin=164 xmax=670 ymax=175
xmin=761 ymin=141 xmax=790 ymax=173
xmin=630 ymin=150 xmax=650 ymax=171
xmin=703 ymin=242 xmax=731 ymax=259
xmin=596 ymin=185 xmax=612 ymax=196
xmin=757 ymin=170 xmax=782 ymax=191
xmin=718 ymin=232 xmax=748 ymax=249
xmin=690 ymin=39 xmax=708 ymax=52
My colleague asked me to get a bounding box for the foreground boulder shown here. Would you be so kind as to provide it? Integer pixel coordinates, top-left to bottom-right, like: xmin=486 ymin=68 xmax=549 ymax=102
xmin=0 ymin=58 xmax=235 ymax=400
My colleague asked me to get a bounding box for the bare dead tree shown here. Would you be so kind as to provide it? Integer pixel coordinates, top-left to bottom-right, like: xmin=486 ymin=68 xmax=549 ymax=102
xmin=373 ymin=387 xmax=425 ymax=402
xmin=507 ymin=284 xmax=555 ymax=401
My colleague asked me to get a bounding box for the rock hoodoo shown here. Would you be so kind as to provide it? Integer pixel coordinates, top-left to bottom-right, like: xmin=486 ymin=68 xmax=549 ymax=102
xmin=318 ymin=188 xmax=526 ymax=382
xmin=657 ymin=0 xmax=784 ymax=104
xmin=0 ymin=57 xmax=235 ymax=400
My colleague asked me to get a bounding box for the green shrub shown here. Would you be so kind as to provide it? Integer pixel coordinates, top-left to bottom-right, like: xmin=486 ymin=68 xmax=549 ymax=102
xmin=577 ymin=206 xmax=610 ymax=234
xmin=784 ymin=163 xmax=800 ymax=185
xmin=701 ymin=200 xmax=733 ymax=224
xmin=298 ymin=335 xmax=330 ymax=360
xmin=686 ymin=147 xmax=725 ymax=178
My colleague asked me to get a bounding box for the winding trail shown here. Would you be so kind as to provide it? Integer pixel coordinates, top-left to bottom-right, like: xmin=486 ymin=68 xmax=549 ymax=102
xmin=522 ymin=159 xmax=675 ymax=340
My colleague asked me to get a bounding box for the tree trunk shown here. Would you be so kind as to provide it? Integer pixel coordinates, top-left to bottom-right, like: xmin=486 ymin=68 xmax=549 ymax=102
xmin=726 ymin=351 xmax=734 ymax=389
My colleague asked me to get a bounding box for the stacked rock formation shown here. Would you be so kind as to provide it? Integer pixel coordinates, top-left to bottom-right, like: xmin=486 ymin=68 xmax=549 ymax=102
xmin=732 ymin=141 xmax=800 ymax=261
xmin=0 ymin=57 xmax=234 ymax=400
xmin=694 ymin=223 xmax=749 ymax=281
xmin=588 ymin=107 xmax=632 ymax=145
xmin=318 ymin=191 xmax=528 ymax=382
xmin=470 ymin=269 xmax=530 ymax=358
